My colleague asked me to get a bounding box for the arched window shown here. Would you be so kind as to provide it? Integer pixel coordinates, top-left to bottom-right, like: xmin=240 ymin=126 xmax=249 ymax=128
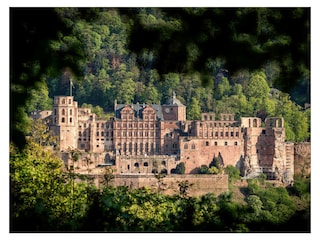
xmin=253 ymin=119 xmax=257 ymax=127
xmin=191 ymin=144 xmax=196 ymax=149
xmin=143 ymin=162 xmax=148 ymax=167
xmin=134 ymin=162 xmax=139 ymax=167
xmin=161 ymin=169 xmax=167 ymax=174
xmin=184 ymin=143 xmax=188 ymax=149
xmin=61 ymin=117 xmax=65 ymax=123
xmin=62 ymin=109 xmax=65 ymax=115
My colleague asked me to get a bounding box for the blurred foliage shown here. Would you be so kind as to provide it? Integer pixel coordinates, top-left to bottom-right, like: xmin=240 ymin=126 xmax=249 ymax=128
xmin=10 ymin=7 xmax=310 ymax=149
xmin=10 ymin=8 xmax=310 ymax=231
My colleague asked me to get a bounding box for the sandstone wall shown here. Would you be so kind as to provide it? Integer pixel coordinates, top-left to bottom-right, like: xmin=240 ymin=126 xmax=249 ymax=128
xmin=92 ymin=174 xmax=229 ymax=197
xmin=294 ymin=142 xmax=311 ymax=177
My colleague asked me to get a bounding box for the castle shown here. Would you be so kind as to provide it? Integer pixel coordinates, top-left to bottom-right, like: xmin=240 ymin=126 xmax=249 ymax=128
xmin=32 ymin=92 xmax=294 ymax=183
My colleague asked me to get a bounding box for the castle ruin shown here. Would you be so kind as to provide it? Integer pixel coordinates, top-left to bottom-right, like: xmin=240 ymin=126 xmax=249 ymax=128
xmin=33 ymin=93 xmax=295 ymax=184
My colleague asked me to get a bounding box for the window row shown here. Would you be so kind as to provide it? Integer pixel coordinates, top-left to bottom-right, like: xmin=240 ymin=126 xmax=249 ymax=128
xmin=198 ymin=131 xmax=240 ymax=137
xmin=199 ymin=122 xmax=235 ymax=127
xmin=117 ymin=131 xmax=159 ymax=137
xmin=56 ymin=117 xmax=72 ymax=123
xmin=119 ymin=142 xmax=160 ymax=153
xmin=183 ymin=141 xmax=238 ymax=149
xmin=116 ymin=123 xmax=158 ymax=128
xmin=54 ymin=109 xmax=73 ymax=116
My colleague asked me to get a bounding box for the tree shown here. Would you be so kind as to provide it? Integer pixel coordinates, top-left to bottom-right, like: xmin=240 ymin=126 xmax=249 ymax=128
xmin=101 ymin=167 xmax=115 ymax=188
xmin=177 ymin=180 xmax=194 ymax=198
xmin=224 ymin=165 xmax=241 ymax=183
xmin=187 ymin=97 xmax=201 ymax=120
xmin=116 ymin=77 xmax=136 ymax=103
xmin=28 ymin=118 xmax=57 ymax=147
xmin=244 ymin=71 xmax=270 ymax=99
xmin=175 ymin=162 xmax=185 ymax=174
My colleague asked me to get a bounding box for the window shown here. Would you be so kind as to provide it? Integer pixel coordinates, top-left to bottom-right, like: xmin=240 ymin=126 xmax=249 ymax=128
xmin=205 ymin=141 xmax=209 ymax=146
xmin=236 ymin=132 xmax=239 ymax=137
xmin=69 ymin=99 xmax=71 ymax=104
xmin=70 ymin=109 xmax=72 ymax=115
xmin=144 ymin=162 xmax=148 ymax=167
xmin=234 ymin=141 xmax=238 ymax=146
xmin=96 ymin=132 xmax=99 ymax=136
xmin=61 ymin=117 xmax=65 ymax=123
xmin=62 ymin=99 xmax=65 ymax=104
xmin=214 ymin=141 xmax=218 ymax=146
xmin=101 ymin=132 xmax=104 ymax=136
xmin=97 ymin=123 xmax=99 ymax=128
xmin=184 ymin=143 xmax=188 ymax=149
xmin=220 ymin=132 xmax=224 ymax=137
xmin=231 ymin=132 xmax=234 ymax=137
xmin=191 ymin=144 xmax=196 ymax=149
xmin=225 ymin=142 xmax=228 ymax=146
xmin=62 ymin=109 xmax=65 ymax=115
xmin=70 ymin=118 xmax=72 ymax=123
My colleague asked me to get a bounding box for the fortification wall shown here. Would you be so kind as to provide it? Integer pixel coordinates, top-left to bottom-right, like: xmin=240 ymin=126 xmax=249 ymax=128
xmin=92 ymin=174 xmax=229 ymax=197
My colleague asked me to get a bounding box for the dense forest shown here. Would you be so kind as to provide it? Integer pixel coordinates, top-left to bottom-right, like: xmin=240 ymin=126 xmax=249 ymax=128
xmin=10 ymin=8 xmax=311 ymax=232
xmin=11 ymin=8 xmax=310 ymax=147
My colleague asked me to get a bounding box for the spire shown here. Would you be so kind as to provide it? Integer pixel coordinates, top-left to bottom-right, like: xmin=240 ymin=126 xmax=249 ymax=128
xmin=70 ymin=78 xmax=74 ymax=96
xmin=172 ymin=90 xmax=176 ymax=100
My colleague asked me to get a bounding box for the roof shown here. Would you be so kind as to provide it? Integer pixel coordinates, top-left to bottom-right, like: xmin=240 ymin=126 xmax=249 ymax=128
xmin=115 ymin=103 xmax=164 ymax=120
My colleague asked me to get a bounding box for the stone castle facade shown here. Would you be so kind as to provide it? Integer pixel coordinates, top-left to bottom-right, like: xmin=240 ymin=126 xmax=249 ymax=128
xmin=33 ymin=93 xmax=294 ymax=183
